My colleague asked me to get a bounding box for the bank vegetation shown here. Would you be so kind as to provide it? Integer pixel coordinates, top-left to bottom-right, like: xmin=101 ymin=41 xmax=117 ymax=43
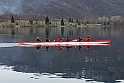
xmin=0 ymin=14 xmax=123 ymax=28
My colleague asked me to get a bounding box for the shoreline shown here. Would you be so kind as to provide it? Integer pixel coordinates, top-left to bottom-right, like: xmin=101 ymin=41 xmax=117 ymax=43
xmin=0 ymin=20 xmax=103 ymax=28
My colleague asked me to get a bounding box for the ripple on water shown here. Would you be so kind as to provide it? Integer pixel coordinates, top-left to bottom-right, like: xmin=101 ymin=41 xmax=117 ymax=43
xmin=0 ymin=43 xmax=19 ymax=48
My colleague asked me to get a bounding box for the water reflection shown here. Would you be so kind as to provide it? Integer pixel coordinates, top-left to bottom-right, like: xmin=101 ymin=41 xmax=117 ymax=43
xmin=0 ymin=26 xmax=124 ymax=83
xmin=34 ymin=45 xmax=110 ymax=51
xmin=0 ymin=45 xmax=117 ymax=83
xmin=0 ymin=26 xmax=123 ymax=38
xmin=61 ymin=27 xmax=64 ymax=36
xmin=45 ymin=27 xmax=50 ymax=37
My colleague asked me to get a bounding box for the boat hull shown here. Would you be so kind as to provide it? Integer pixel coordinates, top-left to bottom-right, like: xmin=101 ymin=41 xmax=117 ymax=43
xmin=19 ymin=40 xmax=111 ymax=46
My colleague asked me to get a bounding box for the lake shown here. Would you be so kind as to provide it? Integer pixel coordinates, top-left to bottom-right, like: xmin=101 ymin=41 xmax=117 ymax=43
xmin=0 ymin=26 xmax=124 ymax=83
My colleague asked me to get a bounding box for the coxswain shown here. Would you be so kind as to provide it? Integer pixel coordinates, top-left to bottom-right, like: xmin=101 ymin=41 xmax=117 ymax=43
xmin=46 ymin=37 xmax=50 ymax=42
xmin=36 ymin=37 xmax=41 ymax=42
xmin=66 ymin=37 xmax=69 ymax=42
xmin=57 ymin=37 xmax=62 ymax=42
xmin=86 ymin=37 xmax=91 ymax=42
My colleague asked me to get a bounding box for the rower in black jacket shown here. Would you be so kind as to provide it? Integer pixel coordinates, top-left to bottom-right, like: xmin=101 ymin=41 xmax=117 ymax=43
xmin=46 ymin=37 xmax=50 ymax=42
xmin=66 ymin=37 xmax=69 ymax=42
xmin=36 ymin=37 xmax=41 ymax=42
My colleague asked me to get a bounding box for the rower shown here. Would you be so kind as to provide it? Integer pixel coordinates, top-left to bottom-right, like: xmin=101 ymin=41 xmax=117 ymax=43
xmin=66 ymin=37 xmax=69 ymax=42
xmin=57 ymin=37 xmax=62 ymax=42
xmin=79 ymin=37 xmax=83 ymax=42
xmin=86 ymin=37 xmax=91 ymax=42
xmin=46 ymin=37 xmax=50 ymax=42
xmin=36 ymin=37 xmax=41 ymax=42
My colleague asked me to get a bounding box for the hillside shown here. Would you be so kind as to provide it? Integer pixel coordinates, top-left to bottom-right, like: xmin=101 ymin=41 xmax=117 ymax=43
xmin=0 ymin=0 xmax=124 ymax=19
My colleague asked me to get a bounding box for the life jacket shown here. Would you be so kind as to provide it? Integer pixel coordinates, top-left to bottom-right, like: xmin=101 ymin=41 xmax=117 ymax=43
xmin=86 ymin=38 xmax=90 ymax=42
xmin=57 ymin=38 xmax=61 ymax=42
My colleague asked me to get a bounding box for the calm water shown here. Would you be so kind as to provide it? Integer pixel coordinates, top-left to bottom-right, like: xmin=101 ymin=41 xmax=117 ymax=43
xmin=0 ymin=26 xmax=124 ymax=83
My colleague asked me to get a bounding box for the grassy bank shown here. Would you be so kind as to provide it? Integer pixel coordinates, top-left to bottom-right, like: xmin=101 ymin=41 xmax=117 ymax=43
xmin=0 ymin=20 xmax=103 ymax=28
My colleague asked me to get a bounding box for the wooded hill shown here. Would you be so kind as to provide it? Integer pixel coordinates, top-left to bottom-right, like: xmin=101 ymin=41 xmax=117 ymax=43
xmin=22 ymin=0 xmax=124 ymax=19
xmin=0 ymin=0 xmax=124 ymax=19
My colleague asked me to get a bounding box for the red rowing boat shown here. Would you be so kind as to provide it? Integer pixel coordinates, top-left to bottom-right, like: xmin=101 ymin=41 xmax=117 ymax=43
xmin=19 ymin=39 xmax=111 ymax=46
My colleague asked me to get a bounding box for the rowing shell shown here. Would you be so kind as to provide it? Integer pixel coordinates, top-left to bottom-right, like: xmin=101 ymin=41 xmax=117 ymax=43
xmin=19 ymin=40 xmax=111 ymax=46
xmin=19 ymin=44 xmax=111 ymax=47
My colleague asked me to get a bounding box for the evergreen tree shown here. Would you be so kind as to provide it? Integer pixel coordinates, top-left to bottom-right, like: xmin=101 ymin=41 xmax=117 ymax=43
xmin=45 ymin=16 xmax=49 ymax=25
xmin=11 ymin=16 xmax=15 ymax=23
xmin=76 ymin=19 xmax=78 ymax=23
xmin=107 ymin=22 xmax=110 ymax=25
xmin=87 ymin=21 xmax=89 ymax=24
xmin=69 ymin=18 xmax=71 ymax=22
xmin=71 ymin=18 xmax=73 ymax=23
xmin=61 ymin=19 xmax=64 ymax=26
xmin=84 ymin=20 xmax=87 ymax=25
